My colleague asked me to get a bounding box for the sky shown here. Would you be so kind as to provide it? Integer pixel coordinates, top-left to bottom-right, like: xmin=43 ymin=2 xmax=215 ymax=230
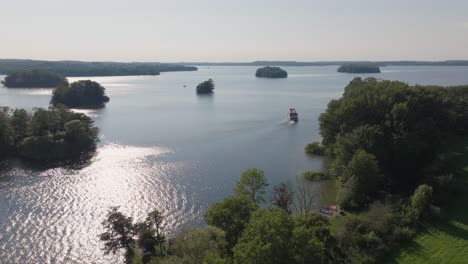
xmin=1 ymin=0 xmax=468 ymax=62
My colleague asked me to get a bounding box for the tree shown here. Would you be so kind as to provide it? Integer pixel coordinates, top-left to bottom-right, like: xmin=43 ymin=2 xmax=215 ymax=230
xmin=233 ymin=209 xmax=294 ymax=264
xmin=235 ymin=168 xmax=269 ymax=204
xmin=171 ymin=226 xmax=227 ymax=264
xmin=10 ymin=108 xmax=30 ymax=144
xmin=145 ymin=210 xmax=166 ymax=255
xmin=409 ymin=184 xmax=433 ymax=221
xmin=0 ymin=109 xmax=13 ymax=159
xmin=337 ymin=150 xmax=381 ymax=209
xmin=99 ymin=207 xmax=136 ymax=264
xmin=272 ymin=183 xmax=294 ymax=214
xmin=293 ymin=178 xmax=317 ymax=215
xmin=205 ymin=195 xmax=257 ymax=251
xmin=196 ymin=79 xmax=215 ymax=94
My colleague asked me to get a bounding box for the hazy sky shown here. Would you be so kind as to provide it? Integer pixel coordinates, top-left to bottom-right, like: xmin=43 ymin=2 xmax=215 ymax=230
xmin=1 ymin=0 xmax=467 ymax=62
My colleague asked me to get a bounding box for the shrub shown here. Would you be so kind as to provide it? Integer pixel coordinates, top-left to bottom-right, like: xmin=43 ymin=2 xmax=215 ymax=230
xmin=305 ymin=142 xmax=325 ymax=155
xmin=303 ymin=171 xmax=327 ymax=181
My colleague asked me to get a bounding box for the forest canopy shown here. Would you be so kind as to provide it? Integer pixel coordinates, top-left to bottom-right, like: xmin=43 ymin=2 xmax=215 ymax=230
xmin=255 ymin=66 xmax=288 ymax=78
xmin=0 ymin=59 xmax=197 ymax=77
xmin=337 ymin=64 xmax=381 ymax=73
xmin=0 ymin=106 xmax=99 ymax=162
xmin=319 ymin=77 xmax=468 ymax=208
xmin=1 ymin=69 xmax=66 ymax=88
xmin=51 ymin=80 xmax=110 ymax=108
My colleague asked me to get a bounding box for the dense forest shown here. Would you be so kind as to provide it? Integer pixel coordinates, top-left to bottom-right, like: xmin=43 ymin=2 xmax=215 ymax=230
xmin=0 ymin=106 xmax=99 ymax=162
xmin=0 ymin=59 xmax=197 ymax=77
xmin=196 ymin=79 xmax=215 ymax=94
xmin=98 ymin=77 xmax=468 ymax=264
xmin=1 ymin=69 xmax=66 ymax=88
xmin=51 ymin=80 xmax=110 ymax=108
xmin=255 ymin=66 xmax=288 ymax=78
xmin=337 ymin=64 xmax=381 ymax=73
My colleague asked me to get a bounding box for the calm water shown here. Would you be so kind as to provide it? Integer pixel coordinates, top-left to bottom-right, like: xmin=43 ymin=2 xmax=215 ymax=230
xmin=1 ymin=66 xmax=468 ymax=263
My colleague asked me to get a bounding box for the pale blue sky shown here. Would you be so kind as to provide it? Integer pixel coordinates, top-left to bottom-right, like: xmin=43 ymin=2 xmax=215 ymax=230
xmin=1 ymin=0 xmax=467 ymax=62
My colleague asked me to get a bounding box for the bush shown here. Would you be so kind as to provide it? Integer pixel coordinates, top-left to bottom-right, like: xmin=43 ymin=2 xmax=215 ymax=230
xmin=303 ymin=171 xmax=327 ymax=181
xmin=304 ymin=142 xmax=325 ymax=155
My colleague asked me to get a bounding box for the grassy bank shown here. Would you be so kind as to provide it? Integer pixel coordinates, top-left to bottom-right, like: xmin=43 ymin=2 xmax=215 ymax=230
xmin=387 ymin=141 xmax=468 ymax=264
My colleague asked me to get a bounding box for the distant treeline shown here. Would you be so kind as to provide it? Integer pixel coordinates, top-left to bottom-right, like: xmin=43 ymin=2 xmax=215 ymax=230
xmin=0 ymin=59 xmax=197 ymax=77
xmin=337 ymin=64 xmax=381 ymax=73
xmin=182 ymin=60 xmax=468 ymax=66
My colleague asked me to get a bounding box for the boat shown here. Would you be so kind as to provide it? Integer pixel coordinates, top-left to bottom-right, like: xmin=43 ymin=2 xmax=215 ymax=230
xmin=288 ymin=108 xmax=298 ymax=121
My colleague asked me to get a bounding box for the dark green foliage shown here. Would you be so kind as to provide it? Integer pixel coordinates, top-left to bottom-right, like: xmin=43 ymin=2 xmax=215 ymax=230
xmin=196 ymin=79 xmax=215 ymax=94
xmin=0 ymin=59 xmax=197 ymax=77
xmin=234 ymin=168 xmax=269 ymax=204
xmin=144 ymin=210 xmax=166 ymax=255
xmin=233 ymin=209 xmax=332 ymax=264
xmin=171 ymin=226 xmax=227 ymax=264
xmin=305 ymin=141 xmax=325 ymax=155
xmin=319 ymin=78 xmax=468 ymax=205
xmin=205 ymin=195 xmax=258 ymax=251
xmin=0 ymin=109 xmax=14 ymax=159
xmin=233 ymin=209 xmax=294 ymax=264
xmin=255 ymin=66 xmax=288 ymax=78
xmin=303 ymin=171 xmax=327 ymax=181
xmin=0 ymin=106 xmax=98 ymax=162
xmin=99 ymin=207 xmax=137 ymax=264
xmin=337 ymin=64 xmax=381 ymax=73
xmin=51 ymin=80 xmax=110 ymax=108
xmin=408 ymin=184 xmax=433 ymax=222
xmin=337 ymin=150 xmax=381 ymax=209
xmin=2 ymin=69 xmax=66 ymax=88
xmin=335 ymin=202 xmax=416 ymax=264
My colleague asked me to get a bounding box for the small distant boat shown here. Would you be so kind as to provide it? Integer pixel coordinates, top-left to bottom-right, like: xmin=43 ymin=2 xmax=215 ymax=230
xmin=288 ymin=108 xmax=298 ymax=121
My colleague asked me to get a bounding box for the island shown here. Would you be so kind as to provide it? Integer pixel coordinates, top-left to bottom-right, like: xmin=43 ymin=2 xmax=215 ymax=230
xmin=1 ymin=69 xmax=66 ymax=88
xmin=255 ymin=66 xmax=288 ymax=78
xmin=51 ymin=80 xmax=110 ymax=108
xmin=0 ymin=59 xmax=198 ymax=77
xmin=337 ymin=63 xmax=381 ymax=73
xmin=0 ymin=106 xmax=98 ymax=162
xmin=196 ymin=79 xmax=215 ymax=94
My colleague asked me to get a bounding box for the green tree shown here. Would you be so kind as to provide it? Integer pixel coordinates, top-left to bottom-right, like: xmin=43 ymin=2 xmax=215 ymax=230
xmin=337 ymin=150 xmax=381 ymax=209
xmin=145 ymin=210 xmax=166 ymax=255
xmin=99 ymin=207 xmax=136 ymax=264
xmin=0 ymin=110 xmax=13 ymax=159
xmin=233 ymin=209 xmax=294 ymax=264
xmin=205 ymin=195 xmax=257 ymax=251
xmin=10 ymin=108 xmax=30 ymax=144
xmin=409 ymin=184 xmax=433 ymax=221
xmin=171 ymin=226 xmax=227 ymax=264
xmin=235 ymin=168 xmax=269 ymax=204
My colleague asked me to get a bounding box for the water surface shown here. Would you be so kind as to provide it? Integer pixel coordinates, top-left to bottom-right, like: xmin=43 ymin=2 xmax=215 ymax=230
xmin=1 ymin=65 xmax=468 ymax=263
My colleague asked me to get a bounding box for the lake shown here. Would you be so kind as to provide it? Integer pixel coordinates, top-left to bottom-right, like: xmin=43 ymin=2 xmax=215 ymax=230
xmin=1 ymin=65 xmax=468 ymax=263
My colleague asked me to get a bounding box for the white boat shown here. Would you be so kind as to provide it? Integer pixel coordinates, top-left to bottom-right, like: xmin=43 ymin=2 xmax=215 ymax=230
xmin=288 ymin=108 xmax=298 ymax=121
